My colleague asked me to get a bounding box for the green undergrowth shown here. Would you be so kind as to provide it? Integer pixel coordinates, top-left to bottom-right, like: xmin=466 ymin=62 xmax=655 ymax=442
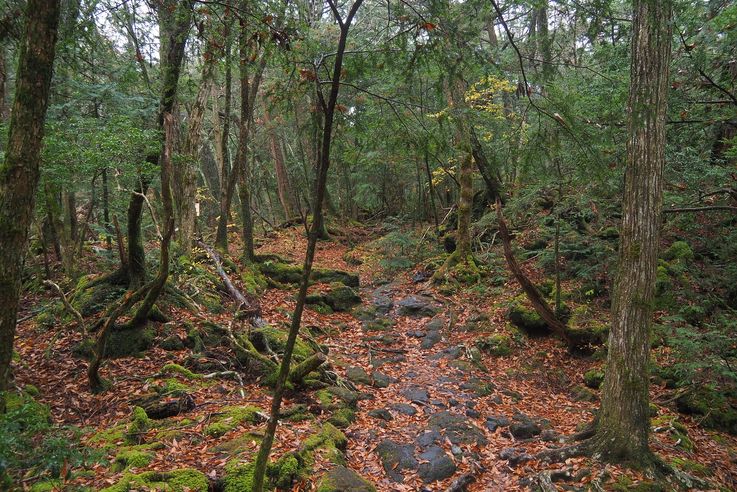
xmin=100 ymin=468 xmax=208 ymax=492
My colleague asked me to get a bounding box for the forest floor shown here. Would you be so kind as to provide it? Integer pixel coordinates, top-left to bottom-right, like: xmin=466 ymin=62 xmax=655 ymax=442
xmin=11 ymin=225 xmax=737 ymax=491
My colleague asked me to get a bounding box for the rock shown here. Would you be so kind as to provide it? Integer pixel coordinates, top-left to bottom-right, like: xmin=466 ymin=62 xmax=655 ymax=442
xmin=485 ymin=415 xmax=510 ymax=432
xmin=416 ymin=430 xmax=441 ymax=448
xmin=572 ymin=385 xmax=598 ymax=402
xmin=160 ymin=335 xmax=185 ymax=351
xmin=426 ymin=317 xmax=445 ymax=331
xmin=509 ymin=421 xmax=541 ymax=439
xmin=316 ymin=466 xmax=376 ymax=492
xmin=371 ymin=287 xmax=394 ymax=315
xmin=390 ymin=403 xmax=417 ymax=416
xmin=306 ymin=284 xmax=361 ymax=312
xmin=397 ymin=296 xmax=440 ymax=318
xmin=346 ymin=366 xmax=372 ymax=385
xmin=421 ymin=330 xmax=442 ymax=349
xmin=370 ymin=355 xmax=406 ymax=368
xmin=460 ymin=378 xmax=495 ymax=396
xmin=417 ymin=446 xmax=456 ymax=483
xmin=368 ymin=409 xmax=393 ymax=421
xmin=412 ymin=270 xmax=430 ymax=283
xmin=375 ymin=440 xmax=418 ymax=483
xmin=466 ymin=408 xmax=480 ymax=418
xmin=371 ymin=371 xmax=396 ymax=388
xmin=401 ymin=386 xmax=429 ymax=403
xmin=407 ymin=330 xmax=425 ymax=338
xmin=428 ymin=411 xmax=487 ymax=445
xmin=583 ymin=369 xmax=605 ymax=389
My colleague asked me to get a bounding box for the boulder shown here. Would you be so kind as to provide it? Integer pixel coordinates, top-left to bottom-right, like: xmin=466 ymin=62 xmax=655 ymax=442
xmin=428 ymin=411 xmax=487 ymax=445
xmin=417 ymin=446 xmax=456 ymax=483
xmin=375 ymin=440 xmax=418 ymax=483
xmin=397 ymin=295 xmax=440 ymax=318
xmin=316 ymin=466 xmax=376 ymax=492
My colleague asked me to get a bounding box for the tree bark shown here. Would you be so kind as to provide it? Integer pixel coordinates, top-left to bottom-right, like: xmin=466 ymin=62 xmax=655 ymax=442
xmin=591 ymin=0 xmax=672 ymax=463
xmin=0 ymin=0 xmax=60 ymax=410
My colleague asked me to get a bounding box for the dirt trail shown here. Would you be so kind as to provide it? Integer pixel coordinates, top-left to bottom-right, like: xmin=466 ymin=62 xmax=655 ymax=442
xmin=325 ymin=271 xmax=567 ymax=491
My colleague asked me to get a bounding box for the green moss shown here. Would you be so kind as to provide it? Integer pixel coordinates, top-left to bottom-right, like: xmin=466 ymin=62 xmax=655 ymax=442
xmin=250 ymin=325 xmax=313 ymax=361
xmin=70 ymin=275 xmax=125 ymax=317
xmin=506 ymin=295 xmax=548 ymax=334
xmin=29 ymin=480 xmax=64 ymax=492
xmin=268 ymin=453 xmax=302 ymax=489
xmin=328 ymin=408 xmax=356 ymax=429
xmin=676 ymin=388 xmax=737 ymax=435
xmin=126 ymin=406 xmax=151 ymax=444
xmin=476 ymin=334 xmax=512 ymax=356
xmin=100 ymin=468 xmax=208 ymax=492
xmin=260 ymin=259 xmax=359 ymax=287
xmin=112 ymin=446 xmax=156 ymax=471
xmin=612 ymin=476 xmax=666 ymax=492
xmin=161 ymin=363 xmax=203 ymax=380
xmin=240 ymin=265 xmax=268 ymax=295
xmin=306 ymin=283 xmax=361 ymax=312
xmin=662 ymin=241 xmax=694 ymax=262
xmin=584 ymin=369 xmax=605 ymax=389
xmin=303 ymin=423 xmax=347 ymax=452
xmin=651 ymin=414 xmax=693 ymax=451
xmin=158 ymin=378 xmax=193 ymax=395
xmin=671 ymin=457 xmax=709 ymax=476
xmin=204 ymin=405 xmax=263 ymax=438
xmin=105 ymin=326 xmax=155 ymax=359
xmin=565 ymin=306 xmax=609 ymax=354
xmin=223 ymin=460 xmax=256 ymax=492
xmin=316 ymin=466 xmax=376 ymax=492
xmin=90 ymin=424 xmax=126 ymax=448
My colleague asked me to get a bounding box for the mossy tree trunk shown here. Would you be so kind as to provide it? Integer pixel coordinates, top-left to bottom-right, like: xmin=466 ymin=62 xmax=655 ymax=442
xmin=251 ymin=1 xmax=364 ymax=488
xmin=591 ymin=0 xmax=672 ymax=463
xmin=215 ymin=10 xmax=233 ymax=252
xmin=0 ymin=0 xmax=60 ymax=410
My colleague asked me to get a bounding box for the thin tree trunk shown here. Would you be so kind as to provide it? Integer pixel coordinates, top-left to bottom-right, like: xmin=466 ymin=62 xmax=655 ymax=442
xmin=591 ymin=0 xmax=672 ymax=463
xmin=215 ymin=12 xmax=233 ymax=251
xmin=251 ymin=1 xmax=364 ymax=487
xmin=102 ymin=168 xmax=111 ymax=248
xmin=0 ymin=0 xmax=60 ymax=410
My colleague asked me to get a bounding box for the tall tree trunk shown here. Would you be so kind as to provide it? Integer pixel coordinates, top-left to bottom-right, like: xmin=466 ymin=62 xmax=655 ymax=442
xmin=251 ymin=1 xmax=364 ymax=487
xmin=591 ymin=0 xmax=672 ymax=463
xmin=215 ymin=8 xmax=233 ymax=251
xmin=265 ymin=108 xmax=296 ymax=220
xmin=102 ymin=168 xmax=111 ymax=248
xmin=0 ymin=45 xmax=7 ymax=123
xmin=0 ymin=0 xmax=60 ymax=411
xmin=176 ymin=26 xmax=216 ymax=255
xmin=236 ymin=53 xmax=255 ymax=261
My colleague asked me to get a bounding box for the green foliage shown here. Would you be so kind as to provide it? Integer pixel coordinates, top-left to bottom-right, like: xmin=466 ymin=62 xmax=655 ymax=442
xmin=0 ymin=391 xmax=101 ymax=488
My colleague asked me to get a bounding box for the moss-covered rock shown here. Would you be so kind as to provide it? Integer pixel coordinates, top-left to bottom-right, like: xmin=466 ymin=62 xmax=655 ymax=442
xmin=100 ymin=468 xmax=208 ymax=492
xmin=676 ymin=388 xmax=737 ymax=435
xmin=204 ymin=405 xmax=264 ymax=438
xmin=223 ymin=460 xmax=255 ymax=492
xmin=112 ymin=444 xmax=159 ymax=471
xmin=328 ymin=408 xmax=357 ymax=429
xmin=260 ymin=260 xmax=359 ymax=288
xmin=106 ymin=325 xmax=155 ymax=359
xmin=565 ymin=307 xmax=609 ymax=355
xmin=316 ymin=387 xmax=359 ymax=412
xmin=306 ymin=283 xmax=361 ymax=312
xmin=506 ymin=296 xmax=549 ymax=335
xmin=476 ymin=334 xmax=512 ymax=356
xmin=316 ymin=466 xmax=376 ymax=492
xmin=583 ymin=368 xmax=605 ymax=389
xmin=662 ymin=240 xmax=694 ymax=262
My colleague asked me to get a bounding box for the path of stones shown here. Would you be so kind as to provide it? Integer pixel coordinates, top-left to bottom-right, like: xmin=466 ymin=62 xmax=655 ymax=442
xmin=324 ymin=273 xmax=564 ymax=491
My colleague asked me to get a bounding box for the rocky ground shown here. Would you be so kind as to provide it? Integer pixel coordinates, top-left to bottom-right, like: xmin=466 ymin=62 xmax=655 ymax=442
xmin=9 ymin=226 xmax=737 ymax=491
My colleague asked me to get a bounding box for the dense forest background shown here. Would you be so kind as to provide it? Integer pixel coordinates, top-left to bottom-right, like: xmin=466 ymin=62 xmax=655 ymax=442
xmin=1 ymin=0 xmax=736 ymax=490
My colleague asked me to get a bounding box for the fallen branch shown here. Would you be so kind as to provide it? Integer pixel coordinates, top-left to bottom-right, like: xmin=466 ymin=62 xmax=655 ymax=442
xmin=43 ymin=280 xmax=85 ymax=334
xmin=496 ymin=199 xmax=571 ymax=346
xmin=197 ymin=240 xmax=260 ymax=319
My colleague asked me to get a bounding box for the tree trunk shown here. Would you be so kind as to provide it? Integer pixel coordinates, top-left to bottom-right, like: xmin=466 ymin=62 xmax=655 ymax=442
xmin=265 ymin=109 xmax=297 ymax=221
xmin=176 ymin=26 xmax=216 ymax=255
xmin=591 ymin=0 xmax=672 ymax=463
xmin=251 ymin=1 xmax=364 ymax=487
xmin=0 ymin=0 xmax=60 ymax=410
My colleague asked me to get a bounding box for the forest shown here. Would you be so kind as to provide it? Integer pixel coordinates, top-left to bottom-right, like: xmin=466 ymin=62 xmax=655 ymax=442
xmin=0 ymin=0 xmax=736 ymax=490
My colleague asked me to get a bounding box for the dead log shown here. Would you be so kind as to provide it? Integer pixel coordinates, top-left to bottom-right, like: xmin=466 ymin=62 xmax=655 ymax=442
xmin=43 ymin=280 xmax=85 ymax=334
xmin=197 ymin=240 xmax=260 ymax=318
xmin=495 ymin=199 xmax=571 ymax=346
xmin=288 ymin=352 xmax=327 ymax=384
xmin=136 ymin=393 xmax=196 ymax=419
